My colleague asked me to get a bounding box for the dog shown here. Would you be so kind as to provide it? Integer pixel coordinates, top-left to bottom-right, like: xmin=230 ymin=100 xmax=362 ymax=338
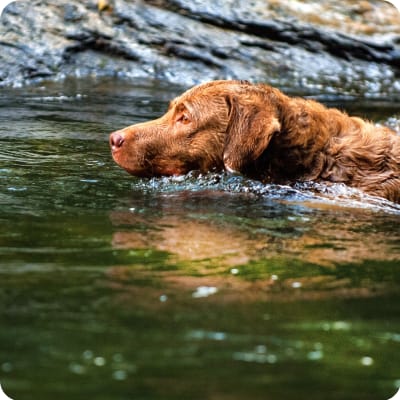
xmin=110 ymin=80 xmax=400 ymax=202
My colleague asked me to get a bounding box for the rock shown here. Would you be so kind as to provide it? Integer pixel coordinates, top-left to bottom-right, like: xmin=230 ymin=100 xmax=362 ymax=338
xmin=0 ymin=0 xmax=399 ymax=97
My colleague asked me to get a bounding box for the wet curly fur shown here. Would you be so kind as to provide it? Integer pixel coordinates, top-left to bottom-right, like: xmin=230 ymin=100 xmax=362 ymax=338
xmin=110 ymin=80 xmax=400 ymax=202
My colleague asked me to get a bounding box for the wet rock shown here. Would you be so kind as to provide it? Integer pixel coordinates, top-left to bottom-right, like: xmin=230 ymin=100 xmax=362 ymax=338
xmin=0 ymin=0 xmax=399 ymax=97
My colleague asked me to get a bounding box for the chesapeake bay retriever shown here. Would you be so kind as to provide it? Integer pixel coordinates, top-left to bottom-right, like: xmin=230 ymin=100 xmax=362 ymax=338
xmin=110 ymin=80 xmax=400 ymax=202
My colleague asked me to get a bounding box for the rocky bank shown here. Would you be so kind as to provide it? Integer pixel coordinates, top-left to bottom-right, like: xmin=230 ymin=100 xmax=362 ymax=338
xmin=1 ymin=0 xmax=400 ymax=97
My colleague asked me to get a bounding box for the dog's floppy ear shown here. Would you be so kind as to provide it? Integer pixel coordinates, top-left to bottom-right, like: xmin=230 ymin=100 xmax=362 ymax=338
xmin=223 ymin=93 xmax=281 ymax=173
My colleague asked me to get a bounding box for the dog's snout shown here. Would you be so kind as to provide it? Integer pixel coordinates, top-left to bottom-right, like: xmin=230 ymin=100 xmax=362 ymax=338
xmin=110 ymin=131 xmax=125 ymax=151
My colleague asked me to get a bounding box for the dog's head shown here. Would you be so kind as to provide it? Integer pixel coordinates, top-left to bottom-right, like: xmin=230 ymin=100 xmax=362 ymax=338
xmin=110 ymin=80 xmax=281 ymax=177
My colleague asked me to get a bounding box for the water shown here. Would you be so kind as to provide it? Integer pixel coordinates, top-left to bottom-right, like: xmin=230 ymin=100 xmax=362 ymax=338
xmin=0 ymin=78 xmax=399 ymax=400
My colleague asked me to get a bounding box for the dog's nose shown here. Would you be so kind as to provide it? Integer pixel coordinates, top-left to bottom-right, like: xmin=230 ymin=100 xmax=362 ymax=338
xmin=110 ymin=132 xmax=125 ymax=150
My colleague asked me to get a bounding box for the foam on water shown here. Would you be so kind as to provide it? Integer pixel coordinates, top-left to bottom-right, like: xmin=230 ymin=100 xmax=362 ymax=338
xmin=130 ymin=171 xmax=400 ymax=215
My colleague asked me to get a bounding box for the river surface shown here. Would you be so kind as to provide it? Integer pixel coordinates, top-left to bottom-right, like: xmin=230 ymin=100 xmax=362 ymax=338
xmin=0 ymin=78 xmax=399 ymax=400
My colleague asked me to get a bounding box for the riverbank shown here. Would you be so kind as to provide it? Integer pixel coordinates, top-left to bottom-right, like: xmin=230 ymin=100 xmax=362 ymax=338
xmin=1 ymin=0 xmax=400 ymax=97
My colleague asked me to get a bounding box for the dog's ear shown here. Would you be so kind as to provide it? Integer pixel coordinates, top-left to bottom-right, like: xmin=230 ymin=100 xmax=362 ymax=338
xmin=223 ymin=93 xmax=281 ymax=173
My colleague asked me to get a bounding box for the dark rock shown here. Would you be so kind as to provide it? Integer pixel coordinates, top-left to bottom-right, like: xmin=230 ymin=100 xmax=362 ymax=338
xmin=0 ymin=0 xmax=399 ymax=98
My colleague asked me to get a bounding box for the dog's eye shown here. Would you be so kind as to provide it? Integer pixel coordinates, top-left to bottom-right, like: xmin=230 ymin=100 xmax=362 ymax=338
xmin=177 ymin=114 xmax=191 ymax=124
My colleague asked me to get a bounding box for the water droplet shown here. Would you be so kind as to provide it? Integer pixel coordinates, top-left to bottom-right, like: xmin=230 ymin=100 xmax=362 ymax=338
xmin=307 ymin=350 xmax=324 ymax=361
xmin=210 ymin=332 xmax=226 ymax=341
xmin=192 ymin=286 xmax=218 ymax=298
xmin=255 ymin=345 xmax=267 ymax=354
xmin=332 ymin=321 xmax=351 ymax=331
xmin=69 ymin=362 xmax=86 ymax=375
xmin=266 ymin=354 xmax=278 ymax=364
xmin=322 ymin=323 xmax=331 ymax=331
xmin=233 ymin=351 xmax=277 ymax=364
xmin=112 ymin=370 xmax=127 ymax=381
xmin=94 ymin=357 xmax=106 ymax=367
xmin=80 ymin=179 xmax=98 ymax=183
xmin=360 ymin=356 xmax=374 ymax=366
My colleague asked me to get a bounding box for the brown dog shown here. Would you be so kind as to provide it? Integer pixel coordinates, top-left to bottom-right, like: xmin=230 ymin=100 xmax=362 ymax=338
xmin=110 ymin=80 xmax=400 ymax=202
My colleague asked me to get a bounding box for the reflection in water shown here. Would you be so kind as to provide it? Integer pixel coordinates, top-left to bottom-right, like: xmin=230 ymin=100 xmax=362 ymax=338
xmin=111 ymin=212 xmax=255 ymax=264
xmin=111 ymin=190 xmax=400 ymax=266
xmin=108 ymin=187 xmax=400 ymax=303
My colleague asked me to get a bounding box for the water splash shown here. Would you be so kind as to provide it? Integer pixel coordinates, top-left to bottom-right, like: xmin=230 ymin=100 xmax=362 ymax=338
xmin=130 ymin=171 xmax=400 ymax=215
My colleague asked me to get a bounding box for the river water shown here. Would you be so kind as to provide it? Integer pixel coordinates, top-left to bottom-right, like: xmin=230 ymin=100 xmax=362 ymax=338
xmin=0 ymin=78 xmax=399 ymax=400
